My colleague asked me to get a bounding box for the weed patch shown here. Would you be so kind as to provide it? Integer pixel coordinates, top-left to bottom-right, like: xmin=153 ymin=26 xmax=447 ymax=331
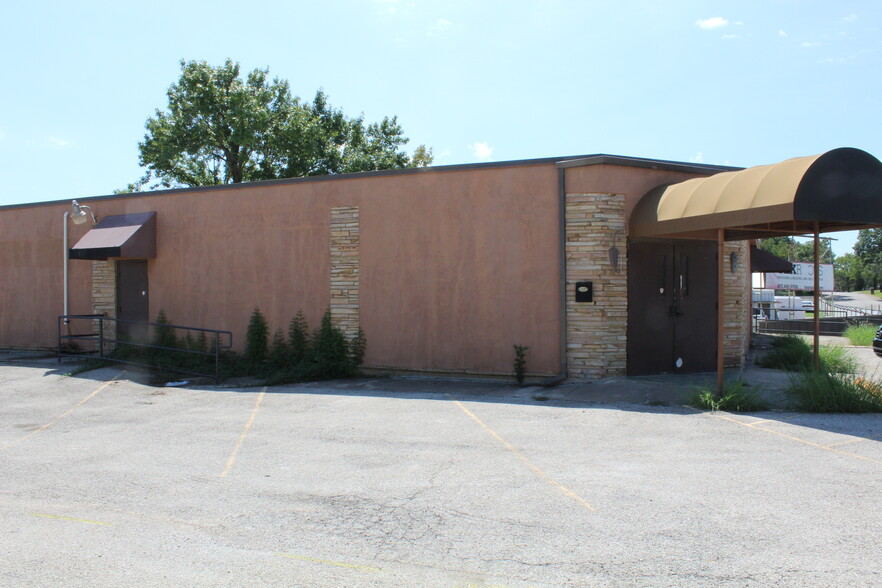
xmin=688 ymin=380 xmax=769 ymax=412
xmin=758 ymin=334 xmax=858 ymax=374
xmin=787 ymin=371 xmax=882 ymax=413
xmin=843 ymin=323 xmax=876 ymax=347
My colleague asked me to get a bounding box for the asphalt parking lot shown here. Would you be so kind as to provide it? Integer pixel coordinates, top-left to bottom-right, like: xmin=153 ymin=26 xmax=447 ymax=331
xmin=1 ymin=357 xmax=881 ymax=587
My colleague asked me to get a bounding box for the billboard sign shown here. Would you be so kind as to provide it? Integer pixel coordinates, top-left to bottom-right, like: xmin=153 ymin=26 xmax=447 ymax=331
xmin=764 ymin=262 xmax=834 ymax=292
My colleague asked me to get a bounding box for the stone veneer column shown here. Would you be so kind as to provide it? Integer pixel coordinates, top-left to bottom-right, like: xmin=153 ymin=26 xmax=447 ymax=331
xmin=565 ymin=193 xmax=628 ymax=379
xmin=329 ymin=206 xmax=360 ymax=339
xmin=91 ymin=260 xmax=116 ymax=348
xmin=723 ymin=240 xmax=750 ymax=367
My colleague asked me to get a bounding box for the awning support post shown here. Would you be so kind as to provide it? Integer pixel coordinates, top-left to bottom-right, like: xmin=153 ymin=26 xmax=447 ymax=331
xmin=813 ymin=223 xmax=820 ymax=369
xmin=717 ymin=228 xmax=725 ymax=394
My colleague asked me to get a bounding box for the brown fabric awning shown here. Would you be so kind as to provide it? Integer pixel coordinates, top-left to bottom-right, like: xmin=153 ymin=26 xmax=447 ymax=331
xmin=70 ymin=212 xmax=156 ymax=260
xmin=630 ymin=148 xmax=882 ymax=240
xmin=750 ymin=246 xmax=793 ymax=273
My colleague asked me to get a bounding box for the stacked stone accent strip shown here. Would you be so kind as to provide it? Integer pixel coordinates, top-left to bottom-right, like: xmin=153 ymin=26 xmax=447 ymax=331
xmin=329 ymin=206 xmax=360 ymax=339
xmin=565 ymin=193 xmax=628 ymax=379
xmin=91 ymin=260 xmax=117 ymax=347
xmin=723 ymin=240 xmax=750 ymax=368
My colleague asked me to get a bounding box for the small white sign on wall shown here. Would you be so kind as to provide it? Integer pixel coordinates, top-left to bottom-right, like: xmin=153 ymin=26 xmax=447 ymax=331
xmin=764 ymin=262 xmax=834 ymax=292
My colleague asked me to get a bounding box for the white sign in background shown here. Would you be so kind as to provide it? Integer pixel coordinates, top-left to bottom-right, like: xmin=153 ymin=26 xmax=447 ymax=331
xmin=764 ymin=262 xmax=834 ymax=292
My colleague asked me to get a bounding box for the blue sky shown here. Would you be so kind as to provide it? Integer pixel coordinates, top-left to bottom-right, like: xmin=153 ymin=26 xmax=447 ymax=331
xmin=1 ymin=0 xmax=879 ymax=255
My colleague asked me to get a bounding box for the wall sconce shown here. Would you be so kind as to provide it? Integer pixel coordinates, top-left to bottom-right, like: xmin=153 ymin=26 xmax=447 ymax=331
xmin=608 ymin=230 xmax=623 ymax=273
xmin=609 ymin=245 xmax=620 ymax=272
xmin=730 ymin=251 xmax=739 ymax=273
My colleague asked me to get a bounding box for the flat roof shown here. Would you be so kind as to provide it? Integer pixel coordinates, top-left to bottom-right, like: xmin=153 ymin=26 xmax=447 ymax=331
xmin=0 ymin=153 xmax=740 ymax=212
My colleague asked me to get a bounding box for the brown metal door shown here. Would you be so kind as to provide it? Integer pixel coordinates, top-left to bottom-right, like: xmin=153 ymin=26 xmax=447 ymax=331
xmin=670 ymin=241 xmax=717 ymax=373
xmin=627 ymin=242 xmax=674 ymax=375
xmin=627 ymin=241 xmax=717 ymax=375
xmin=117 ymin=260 xmax=149 ymax=341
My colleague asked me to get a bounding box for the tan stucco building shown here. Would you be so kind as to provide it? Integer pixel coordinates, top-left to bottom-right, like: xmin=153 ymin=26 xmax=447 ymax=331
xmin=2 ymin=149 xmax=879 ymax=381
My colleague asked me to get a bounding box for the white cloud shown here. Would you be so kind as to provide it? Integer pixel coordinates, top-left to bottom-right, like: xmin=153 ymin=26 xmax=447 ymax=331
xmin=48 ymin=137 xmax=71 ymax=148
xmin=690 ymin=152 xmax=704 ymax=164
xmin=470 ymin=141 xmax=493 ymax=160
xmin=722 ymin=34 xmax=740 ymax=40
xmin=695 ymin=17 xmax=728 ymax=30
xmin=801 ymin=41 xmax=820 ymax=48
xmin=429 ymin=18 xmax=453 ymax=36
xmin=778 ymin=30 xmax=788 ymax=37
xmin=843 ymin=14 xmax=857 ymax=23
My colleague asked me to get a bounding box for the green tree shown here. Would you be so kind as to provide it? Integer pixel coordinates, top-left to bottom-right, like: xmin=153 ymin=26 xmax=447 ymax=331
xmin=757 ymin=236 xmax=831 ymax=263
xmin=834 ymin=253 xmax=865 ymax=292
xmin=133 ymin=59 xmax=432 ymax=190
xmin=854 ymin=229 xmax=882 ymax=290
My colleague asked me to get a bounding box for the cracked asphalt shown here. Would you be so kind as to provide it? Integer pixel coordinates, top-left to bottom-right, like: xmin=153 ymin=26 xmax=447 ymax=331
xmin=1 ymin=357 xmax=881 ymax=587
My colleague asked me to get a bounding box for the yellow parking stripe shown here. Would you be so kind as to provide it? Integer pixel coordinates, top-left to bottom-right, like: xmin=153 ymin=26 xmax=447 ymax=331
xmin=448 ymin=396 xmax=595 ymax=512
xmin=30 ymin=513 xmax=113 ymax=526
xmin=711 ymin=413 xmax=882 ymax=466
xmin=276 ymin=553 xmax=382 ymax=573
xmin=1 ymin=379 xmax=116 ymax=451
xmin=219 ymin=387 xmax=266 ymax=478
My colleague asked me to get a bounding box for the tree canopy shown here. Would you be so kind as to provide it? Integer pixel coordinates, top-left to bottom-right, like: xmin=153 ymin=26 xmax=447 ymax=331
xmin=129 ymin=59 xmax=432 ymax=190
xmin=757 ymin=236 xmax=830 ymax=263
xmin=853 ymin=228 xmax=882 ymax=290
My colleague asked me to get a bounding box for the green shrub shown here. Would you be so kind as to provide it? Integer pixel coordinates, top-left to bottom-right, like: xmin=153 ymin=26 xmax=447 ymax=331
xmin=288 ymin=310 xmax=310 ymax=364
xmin=843 ymin=323 xmax=877 ymax=347
xmin=245 ymin=307 xmax=269 ymax=370
xmin=688 ymin=380 xmax=769 ymax=412
xmin=268 ymin=328 xmax=289 ymax=370
xmin=265 ymin=309 xmax=364 ymax=385
xmin=787 ymin=372 xmax=882 ymax=413
xmin=303 ymin=310 xmax=355 ymax=380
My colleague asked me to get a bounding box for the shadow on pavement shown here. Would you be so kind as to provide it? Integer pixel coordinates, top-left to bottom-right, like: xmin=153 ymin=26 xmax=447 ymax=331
xmin=3 ymin=351 xmax=880 ymax=444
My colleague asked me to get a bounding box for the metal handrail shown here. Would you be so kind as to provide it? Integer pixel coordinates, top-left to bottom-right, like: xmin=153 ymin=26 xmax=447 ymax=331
xmin=58 ymin=314 xmax=233 ymax=383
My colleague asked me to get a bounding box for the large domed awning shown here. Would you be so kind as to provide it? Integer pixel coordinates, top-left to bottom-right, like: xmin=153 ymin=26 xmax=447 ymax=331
xmin=630 ymin=148 xmax=882 ymax=240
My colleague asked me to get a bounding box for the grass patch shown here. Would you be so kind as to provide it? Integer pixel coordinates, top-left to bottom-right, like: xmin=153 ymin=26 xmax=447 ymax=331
xmin=688 ymin=380 xmax=769 ymax=412
xmin=843 ymin=323 xmax=877 ymax=346
xmin=787 ymin=372 xmax=882 ymax=413
xmin=758 ymin=334 xmax=859 ymax=374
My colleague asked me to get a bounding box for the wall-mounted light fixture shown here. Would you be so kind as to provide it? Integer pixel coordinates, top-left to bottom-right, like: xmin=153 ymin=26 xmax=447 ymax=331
xmin=730 ymin=251 xmax=739 ymax=273
xmin=608 ymin=245 xmax=620 ymax=272
xmin=64 ymin=200 xmax=98 ymax=323
xmin=608 ymin=230 xmax=623 ymax=273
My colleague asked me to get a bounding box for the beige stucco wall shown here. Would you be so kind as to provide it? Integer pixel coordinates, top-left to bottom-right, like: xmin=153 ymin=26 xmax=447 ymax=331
xmin=0 ymin=164 xmax=562 ymax=376
xmin=0 ymin=158 xmax=750 ymax=378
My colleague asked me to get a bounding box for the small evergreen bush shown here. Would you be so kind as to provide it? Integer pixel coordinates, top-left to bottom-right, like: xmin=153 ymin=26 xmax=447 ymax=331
xmin=245 ymin=307 xmax=269 ymax=371
xmin=288 ymin=310 xmax=310 ymax=364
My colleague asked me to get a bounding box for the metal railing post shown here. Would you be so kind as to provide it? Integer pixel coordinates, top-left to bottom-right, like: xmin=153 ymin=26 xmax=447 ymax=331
xmin=98 ymin=317 xmax=104 ymax=358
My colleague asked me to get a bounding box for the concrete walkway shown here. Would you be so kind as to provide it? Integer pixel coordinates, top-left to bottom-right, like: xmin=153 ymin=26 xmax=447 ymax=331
xmin=4 ymin=335 xmax=881 ymax=412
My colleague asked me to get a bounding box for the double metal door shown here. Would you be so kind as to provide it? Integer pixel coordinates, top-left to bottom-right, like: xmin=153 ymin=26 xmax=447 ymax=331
xmin=627 ymin=241 xmax=717 ymax=375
